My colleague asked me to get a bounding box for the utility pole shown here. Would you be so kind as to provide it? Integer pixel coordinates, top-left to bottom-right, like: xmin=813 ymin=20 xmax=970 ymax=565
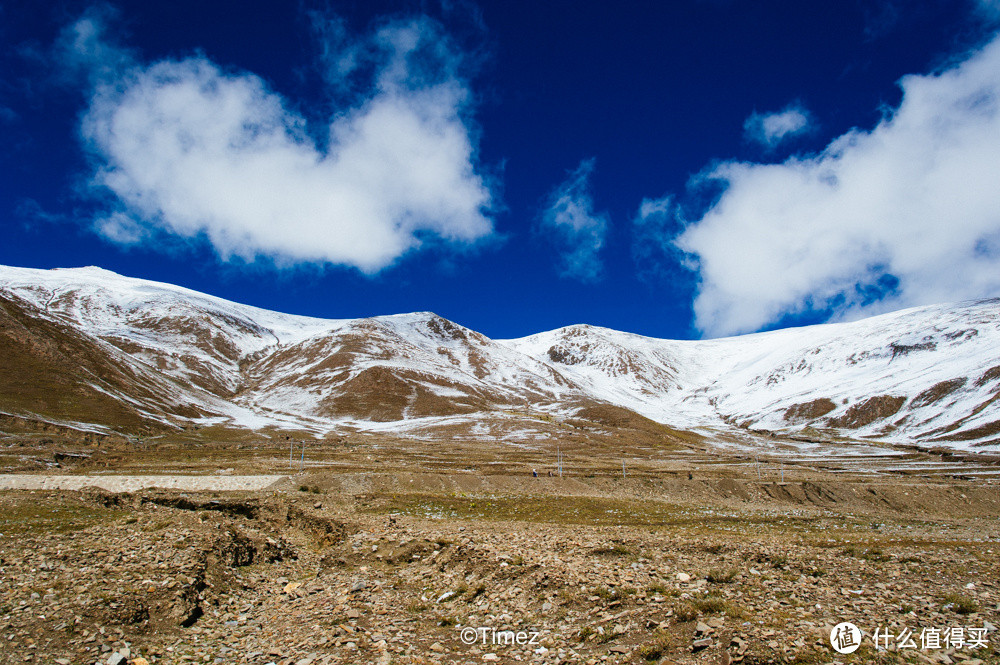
xmin=300 ymin=440 xmax=306 ymax=472
xmin=622 ymin=458 xmax=626 ymax=480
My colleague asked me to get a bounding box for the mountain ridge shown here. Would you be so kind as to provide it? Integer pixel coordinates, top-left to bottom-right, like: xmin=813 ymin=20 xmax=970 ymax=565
xmin=1 ymin=264 xmax=998 ymax=452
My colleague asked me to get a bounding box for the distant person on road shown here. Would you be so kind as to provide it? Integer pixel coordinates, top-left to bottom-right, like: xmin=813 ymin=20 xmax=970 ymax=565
xmin=532 ymin=469 xmax=538 ymax=478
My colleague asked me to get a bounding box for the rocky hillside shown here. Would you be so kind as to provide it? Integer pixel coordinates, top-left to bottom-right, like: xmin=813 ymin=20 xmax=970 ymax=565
xmin=506 ymin=303 xmax=1000 ymax=449
xmin=0 ymin=266 xmax=592 ymax=436
xmin=1 ymin=265 xmax=998 ymax=451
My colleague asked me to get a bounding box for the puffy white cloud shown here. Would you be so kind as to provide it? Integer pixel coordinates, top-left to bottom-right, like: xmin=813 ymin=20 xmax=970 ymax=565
xmin=69 ymin=14 xmax=494 ymax=272
xmin=539 ymin=159 xmax=609 ymax=282
xmin=670 ymin=33 xmax=1000 ymax=337
xmin=743 ymin=104 xmax=812 ymax=148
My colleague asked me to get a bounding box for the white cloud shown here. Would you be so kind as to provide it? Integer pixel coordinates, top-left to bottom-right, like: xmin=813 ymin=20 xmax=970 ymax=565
xmin=68 ymin=14 xmax=494 ymax=272
xmin=743 ymin=104 xmax=812 ymax=148
xmin=540 ymin=159 xmax=609 ymax=282
xmin=671 ymin=33 xmax=1000 ymax=337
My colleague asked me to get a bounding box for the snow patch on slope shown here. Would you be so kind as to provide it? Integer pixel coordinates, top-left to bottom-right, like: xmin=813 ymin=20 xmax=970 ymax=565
xmin=2 ymin=265 xmax=998 ymax=451
xmin=504 ymin=301 xmax=1000 ymax=449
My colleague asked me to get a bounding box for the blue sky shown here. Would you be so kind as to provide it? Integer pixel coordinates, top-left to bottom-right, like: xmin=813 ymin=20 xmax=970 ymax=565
xmin=3 ymin=0 xmax=1000 ymax=339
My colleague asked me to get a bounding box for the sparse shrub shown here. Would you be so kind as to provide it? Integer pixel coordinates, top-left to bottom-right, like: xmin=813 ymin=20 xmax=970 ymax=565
xmin=639 ymin=634 xmax=671 ymax=661
xmin=592 ymin=585 xmax=635 ymax=602
xmin=673 ymin=594 xmax=739 ymax=621
xmin=595 ymin=627 xmax=623 ymax=644
xmin=590 ymin=544 xmax=634 ymax=557
xmin=942 ymin=593 xmax=979 ymax=615
xmin=756 ymin=551 xmax=788 ymax=568
xmin=673 ymin=602 xmax=698 ymax=622
xmin=706 ymin=567 xmax=738 ymax=584
xmin=691 ymin=595 xmax=728 ymax=614
xmin=840 ymin=545 xmax=890 ymax=562
xmin=593 ymin=586 xmax=615 ymax=601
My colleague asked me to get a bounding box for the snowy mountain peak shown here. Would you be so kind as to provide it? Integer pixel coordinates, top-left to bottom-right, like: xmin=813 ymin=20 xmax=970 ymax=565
xmin=1 ymin=264 xmax=998 ymax=451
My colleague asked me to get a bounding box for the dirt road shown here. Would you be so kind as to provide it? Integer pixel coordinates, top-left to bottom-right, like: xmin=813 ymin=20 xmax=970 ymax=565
xmin=0 ymin=473 xmax=286 ymax=492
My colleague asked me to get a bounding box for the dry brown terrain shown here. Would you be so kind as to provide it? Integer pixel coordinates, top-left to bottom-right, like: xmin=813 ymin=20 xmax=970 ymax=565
xmin=1 ymin=428 xmax=999 ymax=665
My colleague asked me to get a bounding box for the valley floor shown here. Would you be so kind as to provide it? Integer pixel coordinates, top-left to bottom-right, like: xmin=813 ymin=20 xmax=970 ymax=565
xmin=1 ymin=457 xmax=999 ymax=665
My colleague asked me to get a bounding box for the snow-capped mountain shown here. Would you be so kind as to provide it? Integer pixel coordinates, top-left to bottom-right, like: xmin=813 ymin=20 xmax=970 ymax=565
xmin=1 ymin=265 xmax=998 ymax=451
xmin=0 ymin=266 xmax=588 ymax=435
xmin=506 ymin=304 xmax=1000 ymax=448
xmin=238 ymin=312 xmax=580 ymax=423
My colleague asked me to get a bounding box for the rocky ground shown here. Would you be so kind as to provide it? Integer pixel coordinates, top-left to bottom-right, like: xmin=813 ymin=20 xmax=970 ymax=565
xmin=1 ymin=470 xmax=999 ymax=665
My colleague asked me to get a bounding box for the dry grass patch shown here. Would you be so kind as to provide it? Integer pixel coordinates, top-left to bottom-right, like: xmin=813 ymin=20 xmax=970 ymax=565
xmin=0 ymin=494 xmax=122 ymax=535
xmin=589 ymin=543 xmax=634 ymax=557
xmin=638 ymin=632 xmax=673 ymax=661
xmin=706 ymin=567 xmax=739 ymax=583
xmin=941 ymin=593 xmax=979 ymax=614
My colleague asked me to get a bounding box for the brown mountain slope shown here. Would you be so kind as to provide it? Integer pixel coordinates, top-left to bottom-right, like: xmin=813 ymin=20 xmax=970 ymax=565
xmin=239 ymin=314 xmax=582 ymax=423
xmin=2 ymin=266 xmax=998 ymax=452
xmin=0 ymin=293 xmax=203 ymax=433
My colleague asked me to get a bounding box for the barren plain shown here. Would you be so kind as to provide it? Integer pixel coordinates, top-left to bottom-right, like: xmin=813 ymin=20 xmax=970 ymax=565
xmin=1 ymin=431 xmax=998 ymax=665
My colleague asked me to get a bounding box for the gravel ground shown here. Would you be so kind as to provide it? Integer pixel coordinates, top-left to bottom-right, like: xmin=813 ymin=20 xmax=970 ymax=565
xmin=1 ymin=481 xmax=999 ymax=665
